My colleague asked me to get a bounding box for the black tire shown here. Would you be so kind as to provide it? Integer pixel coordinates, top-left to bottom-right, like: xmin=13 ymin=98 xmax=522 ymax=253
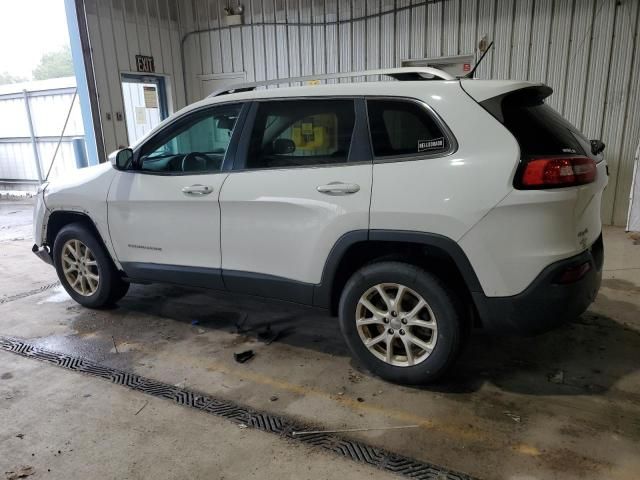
xmin=52 ymin=223 xmax=129 ymax=308
xmin=338 ymin=261 xmax=465 ymax=385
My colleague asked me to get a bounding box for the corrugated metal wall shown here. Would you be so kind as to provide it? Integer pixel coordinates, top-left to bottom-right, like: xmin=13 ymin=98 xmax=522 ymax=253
xmin=83 ymin=0 xmax=188 ymax=154
xmin=179 ymin=0 xmax=640 ymax=226
xmin=0 ymin=79 xmax=84 ymax=188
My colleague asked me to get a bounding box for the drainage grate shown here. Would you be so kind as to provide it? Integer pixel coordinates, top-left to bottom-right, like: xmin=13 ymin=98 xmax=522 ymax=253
xmin=0 ymin=336 xmax=476 ymax=480
xmin=0 ymin=281 xmax=60 ymax=305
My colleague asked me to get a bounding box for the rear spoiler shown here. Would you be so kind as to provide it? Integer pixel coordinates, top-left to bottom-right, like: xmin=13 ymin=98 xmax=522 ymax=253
xmin=461 ymin=82 xmax=553 ymax=123
xmin=459 ymin=80 xmax=550 ymax=102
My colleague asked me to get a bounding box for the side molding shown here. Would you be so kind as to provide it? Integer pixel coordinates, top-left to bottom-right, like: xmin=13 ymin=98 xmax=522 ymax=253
xmin=120 ymin=263 xmax=314 ymax=304
xmin=121 ymin=262 xmax=225 ymax=290
xmin=223 ymin=270 xmax=314 ymax=304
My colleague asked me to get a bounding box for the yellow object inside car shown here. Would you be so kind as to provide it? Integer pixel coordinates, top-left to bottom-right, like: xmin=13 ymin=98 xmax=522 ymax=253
xmin=291 ymin=114 xmax=337 ymax=153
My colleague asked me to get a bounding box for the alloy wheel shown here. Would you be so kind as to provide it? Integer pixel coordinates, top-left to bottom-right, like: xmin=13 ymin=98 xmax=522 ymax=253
xmin=355 ymin=283 xmax=438 ymax=367
xmin=61 ymin=239 xmax=100 ymax=296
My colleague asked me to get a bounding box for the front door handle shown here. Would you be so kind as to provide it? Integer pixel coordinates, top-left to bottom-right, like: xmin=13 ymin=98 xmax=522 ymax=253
xmin=316 ymin=182 xmax=360 ymax=196
xmin=182 ymin=184 xmax=213 ymax=196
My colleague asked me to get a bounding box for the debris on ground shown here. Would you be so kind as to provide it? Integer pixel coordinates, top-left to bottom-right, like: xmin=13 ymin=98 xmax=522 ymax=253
xmin=238 ymin=423 xmax=248 ymax=429
xmin=234 ymin=313 xmax=249 ymax=334
xmin=548 ymin=369 xmax=565 ymax=384
xmin=134 ymin=400 xmax=148 ymax=416
xmin=15 ymin=433 xmax=24 ymax=439
xmin=257 ymin=324 xmax=280 ymax=345
xmin=348 ymin=370 xmax=363 ymax=383
xmin=111 ymin=336 xmax=119 ymax=354
xmin=269 ymin=395 xmax=278 ymax=402
xmin=357 ymin=397 xmax=365 ymax=403
xmin=5 ymin=465 xmax=35 ymax=479
xmin=503 ymin=411 xmax=521 ymax=423
xmin=234 ymin=350 xmax=255 ymax=363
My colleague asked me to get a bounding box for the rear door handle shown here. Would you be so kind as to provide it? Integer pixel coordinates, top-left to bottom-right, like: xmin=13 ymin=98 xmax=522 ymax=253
xmin=182 ymin=184 xmax=213 ymax=196
xmin=316 ymin=182 xmax=360 ymax=195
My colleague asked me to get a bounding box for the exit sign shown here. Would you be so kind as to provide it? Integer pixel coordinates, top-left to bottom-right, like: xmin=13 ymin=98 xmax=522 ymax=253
xmin=135 ymin=55 xmax=155 ymax=73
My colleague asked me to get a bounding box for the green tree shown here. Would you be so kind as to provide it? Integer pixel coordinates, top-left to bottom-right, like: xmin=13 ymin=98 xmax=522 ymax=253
xmin=0 ymin=72 xmax=26 ymax=85
xmin=32 ymin=45 xmax=73 ymax=80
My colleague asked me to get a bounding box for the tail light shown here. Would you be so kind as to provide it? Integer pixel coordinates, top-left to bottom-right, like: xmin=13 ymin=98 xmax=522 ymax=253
xmin=517 ymin=156 xmax=597 ymax=189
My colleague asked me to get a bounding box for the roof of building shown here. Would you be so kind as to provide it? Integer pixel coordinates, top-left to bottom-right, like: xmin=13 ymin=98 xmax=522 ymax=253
xmin=0 ymin=76 xmax=76 ymax=96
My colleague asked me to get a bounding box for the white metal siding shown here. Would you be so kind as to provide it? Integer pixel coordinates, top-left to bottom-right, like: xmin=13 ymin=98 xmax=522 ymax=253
xmin=0 ymin=79 xmax=84 ymax=185
xmin=83 ymin=0 xmax=187 ymax=154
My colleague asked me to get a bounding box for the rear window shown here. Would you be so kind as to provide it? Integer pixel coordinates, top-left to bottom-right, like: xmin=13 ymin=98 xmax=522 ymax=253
xmin=482 ymin=88 xmax=593 ymax=159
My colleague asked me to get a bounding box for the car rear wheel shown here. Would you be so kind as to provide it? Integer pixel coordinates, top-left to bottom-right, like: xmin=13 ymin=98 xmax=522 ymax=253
xmin=338 ymin=261 xmax=464 ymax=384
xmin=53 ymin=223 xmax=129 ymax=308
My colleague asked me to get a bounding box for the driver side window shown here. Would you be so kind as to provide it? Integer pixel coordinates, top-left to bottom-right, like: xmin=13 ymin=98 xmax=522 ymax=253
xmin=138 ymin=104 xmax=242 ymax=174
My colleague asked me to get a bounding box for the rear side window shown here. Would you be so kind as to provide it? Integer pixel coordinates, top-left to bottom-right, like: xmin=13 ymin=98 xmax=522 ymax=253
xmin=483 ymin=89 xmax=592 ymax=159
xmin=367 ymin=99 xmax=449 ymax=157
xmin=246 ymin=99 xmax=355 ymax=169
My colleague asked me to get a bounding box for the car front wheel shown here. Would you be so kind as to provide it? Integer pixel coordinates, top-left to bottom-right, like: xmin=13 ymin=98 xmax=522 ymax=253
xmin=53 ymin=223 xmax=129 ymax=308
xmin=338 ymin=261 xmax=465 ymax=385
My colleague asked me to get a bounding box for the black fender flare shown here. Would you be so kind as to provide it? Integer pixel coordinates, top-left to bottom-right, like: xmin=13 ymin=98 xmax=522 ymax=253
xmin=312 ymin=229 xmax=484 ymax=309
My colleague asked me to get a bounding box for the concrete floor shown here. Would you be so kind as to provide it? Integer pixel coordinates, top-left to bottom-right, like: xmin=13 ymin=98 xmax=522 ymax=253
xmin=1 ymin=200 xmax=639 ymax=480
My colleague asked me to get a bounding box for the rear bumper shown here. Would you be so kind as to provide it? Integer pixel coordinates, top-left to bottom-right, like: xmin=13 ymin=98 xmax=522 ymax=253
xmin=473 ymin=233 xmax=603 ymax=335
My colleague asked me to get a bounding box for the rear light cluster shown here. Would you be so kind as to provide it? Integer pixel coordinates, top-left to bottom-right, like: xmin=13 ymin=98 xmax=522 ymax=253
xmin=517 ymin=156 xmax=597 ymax=189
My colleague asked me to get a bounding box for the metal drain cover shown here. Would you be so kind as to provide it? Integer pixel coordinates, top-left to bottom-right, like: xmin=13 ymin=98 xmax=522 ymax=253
xmin=0 ymin=336 xmax=476 ymax=480
xmin=0 ymin=281 xmax=60 ymax=304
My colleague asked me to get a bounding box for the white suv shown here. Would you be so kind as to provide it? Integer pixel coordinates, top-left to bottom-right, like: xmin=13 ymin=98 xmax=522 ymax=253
xmin=32 ymin=68 xmax=607 ymax=384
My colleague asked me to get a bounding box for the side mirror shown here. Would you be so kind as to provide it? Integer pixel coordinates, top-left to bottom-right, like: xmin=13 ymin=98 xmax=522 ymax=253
xmin=109 ymin=148 xmax=133 ymax=170
xmin=590 ymin=139 xmax=605 ymax=156
xmin=273 ymin=138 xmax=296 ymax=155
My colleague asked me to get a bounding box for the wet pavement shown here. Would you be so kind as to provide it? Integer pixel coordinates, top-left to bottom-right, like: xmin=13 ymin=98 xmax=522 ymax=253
xmin=1 ymin=200 xmax=640 ymax=479
xmin=0 ymin=201 xmax=32 ymax=242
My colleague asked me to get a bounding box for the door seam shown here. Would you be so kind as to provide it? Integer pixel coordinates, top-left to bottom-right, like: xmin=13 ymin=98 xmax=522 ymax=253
xmin=218 ymin=172 xmax=232 ymax=290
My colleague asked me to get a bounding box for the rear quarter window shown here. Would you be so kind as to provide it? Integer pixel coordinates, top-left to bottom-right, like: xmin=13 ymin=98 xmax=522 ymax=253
xmin=366 ymin=99 xmax=451 ymax=158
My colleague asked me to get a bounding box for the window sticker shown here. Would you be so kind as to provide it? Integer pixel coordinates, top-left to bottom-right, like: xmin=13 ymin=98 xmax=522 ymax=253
xmin=418 ymin=137 xmax=445 ymax=152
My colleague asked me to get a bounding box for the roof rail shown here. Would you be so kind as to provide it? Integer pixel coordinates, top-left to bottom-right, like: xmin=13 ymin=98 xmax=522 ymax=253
xmin=208 ymin=67 xmax=454 ymax=97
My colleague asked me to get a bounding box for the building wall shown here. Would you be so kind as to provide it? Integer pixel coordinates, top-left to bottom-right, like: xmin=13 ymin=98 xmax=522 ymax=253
xmin=179 ymin=0 xmax=640 ymax=227
xmin=83 ymin=0 xmax=188 ymax=155
xmin=0 ymin=77 xmax=84 ymax=190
